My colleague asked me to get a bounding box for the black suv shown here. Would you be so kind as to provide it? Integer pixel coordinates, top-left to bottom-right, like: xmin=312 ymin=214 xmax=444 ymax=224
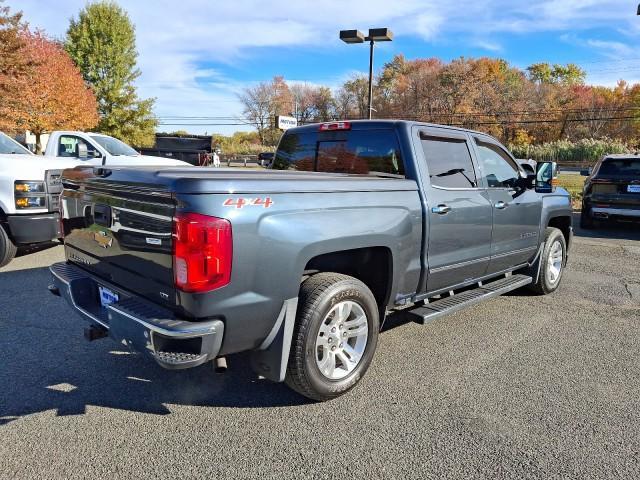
xmin=580 ymin=154 xmax=640 ymax=228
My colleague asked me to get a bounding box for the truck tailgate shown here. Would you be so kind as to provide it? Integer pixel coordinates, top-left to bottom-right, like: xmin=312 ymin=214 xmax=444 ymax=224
xmin=61 ymin=169 xmax=177 ymax=309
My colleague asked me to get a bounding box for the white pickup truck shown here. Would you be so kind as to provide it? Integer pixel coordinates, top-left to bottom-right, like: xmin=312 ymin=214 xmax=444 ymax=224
xmin=0 ymin=132 xmax=82 ymax=267
xmin=43 ymin=131 xmax=189 ymax=166
xmin=1 ymin=131 xmax=190 ymax=267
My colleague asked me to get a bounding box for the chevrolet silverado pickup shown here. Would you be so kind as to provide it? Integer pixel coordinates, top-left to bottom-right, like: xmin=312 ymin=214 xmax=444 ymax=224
xmin=49 ymin=120 xmax=572 ymax=401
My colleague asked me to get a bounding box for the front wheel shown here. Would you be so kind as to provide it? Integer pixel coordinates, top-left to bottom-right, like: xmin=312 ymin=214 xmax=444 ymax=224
xmin=285 ymin=273 xmax=379 ymax=401
xmin=528 ymin=227 xmax=567 ymax=295
xmin=0 ymin=225 xmax=17 ymax=268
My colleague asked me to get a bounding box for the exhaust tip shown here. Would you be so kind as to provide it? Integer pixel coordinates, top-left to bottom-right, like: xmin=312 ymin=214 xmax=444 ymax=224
xmin=214 ymin=356 xmax=228 ymax=373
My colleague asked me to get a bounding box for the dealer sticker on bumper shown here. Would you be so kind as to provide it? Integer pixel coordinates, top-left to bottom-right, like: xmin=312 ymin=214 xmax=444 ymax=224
xmin=627 ymin=185 xmax=640 ymax=193
xmin=98 ymin=286 xmax=119 ymax=307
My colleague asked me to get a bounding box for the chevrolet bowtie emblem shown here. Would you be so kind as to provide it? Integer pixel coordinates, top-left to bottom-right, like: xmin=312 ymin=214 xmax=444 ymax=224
xmin=94 ymin=231 xmax=113 ymax=248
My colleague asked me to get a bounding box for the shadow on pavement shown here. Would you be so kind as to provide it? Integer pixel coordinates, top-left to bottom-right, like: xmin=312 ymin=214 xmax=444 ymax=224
xmin=0 ymin=266 xmax=311 ymax=426
xmin=572 ymin=212 xmax=640 ymax=241
xmin=16 ymin=241 xmax=60 ymax=258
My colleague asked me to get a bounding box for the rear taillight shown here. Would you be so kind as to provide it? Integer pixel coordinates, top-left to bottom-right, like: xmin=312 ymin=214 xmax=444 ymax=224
xmin=173 ymin=212 xmax=232 ymax=293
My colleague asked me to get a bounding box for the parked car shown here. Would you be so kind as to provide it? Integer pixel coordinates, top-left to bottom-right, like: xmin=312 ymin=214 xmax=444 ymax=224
xmin=43 ymin=131 xmax=191 ymax=166
xmin=49 ymin=120 xmax=572 ymax=401
xmin=0 ymin=132 xmax=80 ymax=267
xmin=580 ymin=154 xmax=640 ymax=228
xmin=258 ymin=151 xmax=274 ymax=167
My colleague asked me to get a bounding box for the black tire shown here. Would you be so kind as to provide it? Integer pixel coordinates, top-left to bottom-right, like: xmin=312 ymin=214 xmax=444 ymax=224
xmin=0 ymin=225 xmax=17 ymax=268
xmin=528 ymin=227 xmax=567 ymax=295
xmin=579 ymin=208 xmax=593 ymax=229
xmin=285 ymin=272 xmax=379 ymax=402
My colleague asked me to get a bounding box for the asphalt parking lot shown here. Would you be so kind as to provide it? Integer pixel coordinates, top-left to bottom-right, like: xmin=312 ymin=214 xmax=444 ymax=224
xmin=1 ymin=215 xmax=639 ymax=479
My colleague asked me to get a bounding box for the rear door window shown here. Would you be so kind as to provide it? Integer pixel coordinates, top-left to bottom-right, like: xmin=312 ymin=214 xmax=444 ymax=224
xmin=273 ymin=129 xmax=404 ymax=176
xmin=420 ymin=134 xmax=477 ymax=188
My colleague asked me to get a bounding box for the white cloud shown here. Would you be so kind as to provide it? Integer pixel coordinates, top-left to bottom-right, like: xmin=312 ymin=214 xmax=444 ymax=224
xmin=14 ymin=0 xmax=640 ymax=133
xmin=473 ymin=40 xmax=503 ymax=53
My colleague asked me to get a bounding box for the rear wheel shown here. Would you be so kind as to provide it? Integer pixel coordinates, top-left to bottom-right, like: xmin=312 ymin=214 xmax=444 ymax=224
xmin=0 ymin=225 xmax=17 ymax=268
xmin=285 ymin=273 xmax=379 ymax=401
xmin=579 ymin=208 xmax=594 ymax=229
xmin=528 ymin=227 xmax=567 ymax=295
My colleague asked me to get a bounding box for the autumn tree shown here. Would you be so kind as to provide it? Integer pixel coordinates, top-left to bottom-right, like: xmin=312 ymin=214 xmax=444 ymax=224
xmin=290 ymin=83 xmax=317 ymax=124
xmin=9 ymin=31 xmax=98 ymax=152
xmin=238 ymin=76 xmax=293 ymax=145
xmin=65 ymin=1 xmax=157 ymax=147
xmin=335 ymin=75 xmax=369 ymax=119
xmin=0 ymin=1 xmax=32 ymax=132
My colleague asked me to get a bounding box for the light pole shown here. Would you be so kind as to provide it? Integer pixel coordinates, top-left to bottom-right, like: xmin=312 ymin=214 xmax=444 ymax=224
xmin=339 ymin=28 xmax=393 ymax=120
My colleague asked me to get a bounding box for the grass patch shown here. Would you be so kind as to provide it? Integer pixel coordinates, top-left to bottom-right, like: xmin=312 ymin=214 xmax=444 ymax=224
xmin=557 ymin=174 xmax=585 ymax=210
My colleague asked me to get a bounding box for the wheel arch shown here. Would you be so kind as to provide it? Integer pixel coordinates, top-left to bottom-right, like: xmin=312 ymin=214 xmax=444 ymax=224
xmin=547 ymin=215 xmax=572 ymax=252
xmin=303 ymin=246 xmax=394 ymax=313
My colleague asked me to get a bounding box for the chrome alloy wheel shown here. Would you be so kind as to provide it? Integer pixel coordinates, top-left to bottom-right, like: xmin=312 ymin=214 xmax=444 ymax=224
xmin=315 ymin=300 xmax=369 ymax=380
xmin=546 ymin=239 xmax=564 ymax=285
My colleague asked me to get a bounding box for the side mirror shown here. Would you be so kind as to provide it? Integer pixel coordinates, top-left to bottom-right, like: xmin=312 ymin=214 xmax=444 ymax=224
xmin=535 ymin=161 xmax=557 ymax=193
xmin=580 ymin=167 xmax=592 ymax=176
xmin=77 ymin=142 xmax=88 ymax=159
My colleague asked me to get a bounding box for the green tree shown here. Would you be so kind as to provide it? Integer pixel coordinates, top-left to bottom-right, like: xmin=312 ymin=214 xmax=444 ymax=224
xmin=65 ymin=1 xmax=157 ymax=146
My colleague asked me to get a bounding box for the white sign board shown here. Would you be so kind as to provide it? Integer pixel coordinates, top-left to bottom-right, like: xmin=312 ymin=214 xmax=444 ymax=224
xmin=276 ymin=115 xmax=298 ymax=130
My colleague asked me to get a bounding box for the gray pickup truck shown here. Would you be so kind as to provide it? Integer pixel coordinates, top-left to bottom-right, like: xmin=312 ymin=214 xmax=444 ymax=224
xmin=49 ymin=120 xmax=572 ymax=401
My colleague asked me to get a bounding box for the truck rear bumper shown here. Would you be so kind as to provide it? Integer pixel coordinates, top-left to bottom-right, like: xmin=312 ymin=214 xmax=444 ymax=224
xmin=7 ymin=213 xmax=61 ymax=244
xmin=49 ymin=262 xmax=224 ymax=370
xmin=590 ymin=207 xmax=640 ymax=219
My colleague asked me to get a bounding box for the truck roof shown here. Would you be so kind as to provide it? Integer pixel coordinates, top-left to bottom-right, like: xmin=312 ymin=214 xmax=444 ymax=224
xmin=602 ymin=153 xmax=640 ymax=160
xmin=289 ymin=119 xmax=489 ymax=137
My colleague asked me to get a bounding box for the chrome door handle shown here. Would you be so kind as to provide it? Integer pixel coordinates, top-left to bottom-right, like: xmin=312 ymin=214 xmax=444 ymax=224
xmin=431 ymin=204 xmax=451 ymax=215
xmin=494 ymin=201 xmax=508 ymax=209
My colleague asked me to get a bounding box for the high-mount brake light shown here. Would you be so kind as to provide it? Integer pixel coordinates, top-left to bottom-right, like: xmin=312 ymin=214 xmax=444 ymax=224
xmin=319 ymin=121 xmax=351 ymax=131
xmin=173 ymin=212 xmax=232 ymax=293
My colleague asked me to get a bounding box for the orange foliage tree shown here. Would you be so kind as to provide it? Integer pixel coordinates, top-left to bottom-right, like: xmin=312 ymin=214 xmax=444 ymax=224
xmin=9 ymin=31 xmax=98 ymax=152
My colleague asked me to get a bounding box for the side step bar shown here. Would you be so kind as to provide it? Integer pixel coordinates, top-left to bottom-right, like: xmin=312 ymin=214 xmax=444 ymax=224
xmin=407 ymin=274 xmax=532 ymax=325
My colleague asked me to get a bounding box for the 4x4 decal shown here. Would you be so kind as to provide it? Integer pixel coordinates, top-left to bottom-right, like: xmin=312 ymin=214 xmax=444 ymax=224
xmin=223 ymin=197 xmax=274 ymax=209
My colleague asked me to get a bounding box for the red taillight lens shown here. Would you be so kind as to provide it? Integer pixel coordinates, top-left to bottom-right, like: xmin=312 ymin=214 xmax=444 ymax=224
xmin=173 ymin=212 xmax=232 ymax=293
xmin=319 ymin=121 xmax=351 ymax=131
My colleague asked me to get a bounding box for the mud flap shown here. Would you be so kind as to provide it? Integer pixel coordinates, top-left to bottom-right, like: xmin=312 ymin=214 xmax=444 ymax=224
xmin=250 ymin=297 xmax=298 ymax=382
xmin=521 ymin=242 xmax=545 ymax=284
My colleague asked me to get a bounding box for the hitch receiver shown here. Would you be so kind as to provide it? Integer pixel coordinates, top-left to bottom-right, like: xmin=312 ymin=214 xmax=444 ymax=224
xmin=84 ymin=325 xmax=108 ymax=342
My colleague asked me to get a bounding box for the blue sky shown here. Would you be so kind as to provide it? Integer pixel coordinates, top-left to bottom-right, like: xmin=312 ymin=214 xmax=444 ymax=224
xmin=16 ymin=0 xmax=640 ymax=134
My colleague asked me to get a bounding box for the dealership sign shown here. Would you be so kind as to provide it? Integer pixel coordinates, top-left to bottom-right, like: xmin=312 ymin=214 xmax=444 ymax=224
xmin=276 ymin=115 xmax=297 ymax=130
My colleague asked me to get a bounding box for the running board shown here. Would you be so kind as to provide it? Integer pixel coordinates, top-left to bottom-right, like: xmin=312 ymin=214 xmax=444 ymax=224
xmin=407 ymin=274 xmax=532 ymax=325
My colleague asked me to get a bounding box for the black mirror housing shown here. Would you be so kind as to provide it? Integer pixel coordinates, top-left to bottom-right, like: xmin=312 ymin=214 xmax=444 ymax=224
xmin=580 ymin=169 xmax=590 ymax=176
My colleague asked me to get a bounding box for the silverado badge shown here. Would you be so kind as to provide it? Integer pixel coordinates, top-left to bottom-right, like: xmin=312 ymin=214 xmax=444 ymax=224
xmin=94 ymin=231 xmax=113 ymax=248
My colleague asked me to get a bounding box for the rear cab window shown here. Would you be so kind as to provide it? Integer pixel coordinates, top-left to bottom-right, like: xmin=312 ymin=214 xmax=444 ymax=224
xmin=273 ymin=127 xmax=404 ymax=177
xmin=597 ymin=158 xmax=640 ymax=177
